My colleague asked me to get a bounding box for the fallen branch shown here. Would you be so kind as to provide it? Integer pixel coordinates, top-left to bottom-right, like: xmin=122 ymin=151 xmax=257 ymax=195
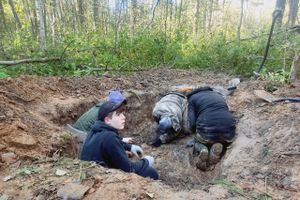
xmin=0 ymin=57 xmax=61 ymax=66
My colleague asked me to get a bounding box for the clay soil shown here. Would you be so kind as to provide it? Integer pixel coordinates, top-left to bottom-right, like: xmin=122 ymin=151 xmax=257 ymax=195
xmin=0 ymin=68 xmax=299 ymax=200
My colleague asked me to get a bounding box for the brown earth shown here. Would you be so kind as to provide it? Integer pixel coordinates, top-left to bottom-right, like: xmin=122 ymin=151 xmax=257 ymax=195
xmin=0 ymin=68 xmax=299 ymax=200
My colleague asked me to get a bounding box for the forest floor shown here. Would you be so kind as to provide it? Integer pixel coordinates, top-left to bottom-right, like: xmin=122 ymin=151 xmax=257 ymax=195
xmin=0 ymin=68 xmax=299 ymax=200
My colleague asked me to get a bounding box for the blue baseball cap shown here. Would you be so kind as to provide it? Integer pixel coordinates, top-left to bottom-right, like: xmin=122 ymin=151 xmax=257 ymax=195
xmin=107 ymin=90 xmax=126 ymax=104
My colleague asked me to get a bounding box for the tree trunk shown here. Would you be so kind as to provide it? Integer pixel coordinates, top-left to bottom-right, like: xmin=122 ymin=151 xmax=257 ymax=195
xmin=147 ymin=0 xmax=160 ymax=29
xmin=93 ymin=0 xmax=100 ymax=31
xmin=290 ymin=52 xmax=300 ymax=82
xmin=237 ymin=0 xmax=244 ymax=41
xmin=202 ymin=0 xmax=207 ymax=33
xmin=178 ymin=0 xmax=183 ymax=27
xmin=208 ymin=0 xmax=214 ymax=32
xmin=71 ymin=0 xmax=79 ymax=33
xmin=8 ymin=0 xmax=22 ymax=29
xmin=0 ymin=0 xmax=7 ymax=29
xmin=50 ymin=0 xmax=57 ymax=45
xmin=114 ymin=0 xmax=124 ymax=55
xmin=130 ymin=0 xmax=137 ymax=37
xmin=78 ymin=0 xmax=85 ymax=30
xmin=22 ymin=0 xmax=35 ymax=37
xmin=35 ymin=0 xmax=46 ymax=51
xmin=43 ymin=1 xmax=47 ymax=40
xmin=287 ymin=0 xmax=299 ymax=27
xmin=275 ymin=0 xmax=286 ymax=27
xmin=194 ymin=0 xmax=200 ymax=35
xmin=164 ymin=0 xmax=169 ymax=41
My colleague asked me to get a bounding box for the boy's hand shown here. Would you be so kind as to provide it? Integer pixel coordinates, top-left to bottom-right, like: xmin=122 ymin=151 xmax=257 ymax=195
xmin=122 ymin=137 xmax=135 ymax=144
xmin=130 ymin=145 xmax=143 ymax=158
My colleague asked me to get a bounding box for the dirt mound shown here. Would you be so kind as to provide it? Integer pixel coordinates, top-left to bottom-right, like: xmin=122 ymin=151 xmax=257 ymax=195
xmin=0 ymin=69 xmax=299 ymax=199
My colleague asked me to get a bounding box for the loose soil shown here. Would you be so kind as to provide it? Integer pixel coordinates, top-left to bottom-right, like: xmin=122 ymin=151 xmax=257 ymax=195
xmin=0 ymin=68 xmax=299 ymax=200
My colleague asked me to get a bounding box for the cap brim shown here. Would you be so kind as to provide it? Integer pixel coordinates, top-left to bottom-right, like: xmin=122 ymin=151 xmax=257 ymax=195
xmin=111 ymin=102 xmax=123 ymax=112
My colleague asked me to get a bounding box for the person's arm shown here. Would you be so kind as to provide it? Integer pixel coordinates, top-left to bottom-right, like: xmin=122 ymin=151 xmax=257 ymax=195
xmin=105 ymin=136 xmax=147 ymax=173
xmin=104 ymin=136 xmax=133 ymax=172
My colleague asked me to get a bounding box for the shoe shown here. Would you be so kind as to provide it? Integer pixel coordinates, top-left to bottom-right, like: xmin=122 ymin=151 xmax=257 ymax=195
xmin=209 ymin=143 xmax=223 ymax=165
xmin=193 ymin=143 xmax=209 ymax=171
xmin=150 ymin=137 xmax=162 ymax=147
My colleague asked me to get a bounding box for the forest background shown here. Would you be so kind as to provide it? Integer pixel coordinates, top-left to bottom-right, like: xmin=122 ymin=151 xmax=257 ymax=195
xmin=0 ymin=0 xmax=299 ymax=82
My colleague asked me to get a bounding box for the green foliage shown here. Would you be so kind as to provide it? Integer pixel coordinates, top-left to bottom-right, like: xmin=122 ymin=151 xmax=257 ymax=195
xmin=0 ymin=70 xmax=9 ymax=78
xmin=17 ymin=166 xmax=41 ymax=177
xmin=59 ymin=132 xmax=72 ymax=145
xmin=1 ymin=26 xmax=298 ymax=78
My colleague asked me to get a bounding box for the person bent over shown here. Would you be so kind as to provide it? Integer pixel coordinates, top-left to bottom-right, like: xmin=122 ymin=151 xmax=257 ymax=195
xmin=151 ymin=92 xmax=190 ymax=147
xmin=187 ymin=87 xmax=236 ymax=171
xmin=80 ymin=101 xmax=159 ymax=179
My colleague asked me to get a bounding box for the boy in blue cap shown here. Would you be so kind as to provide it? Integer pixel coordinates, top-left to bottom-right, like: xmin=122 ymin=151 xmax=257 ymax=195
xmin=73 ymin=90 xmax=127 ymax=133
xmin=67 ymin=90 xmax=134 ymax=154
xmin=81 ymin=101 xmax=159 ymax=180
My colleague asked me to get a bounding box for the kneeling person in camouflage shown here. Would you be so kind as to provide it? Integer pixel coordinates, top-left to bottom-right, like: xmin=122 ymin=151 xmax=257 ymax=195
xmin=151 ymin=91 xmax=190 ymax=147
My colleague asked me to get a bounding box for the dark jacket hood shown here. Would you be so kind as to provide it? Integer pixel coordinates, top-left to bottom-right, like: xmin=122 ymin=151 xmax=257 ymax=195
xmin=90 ymin=120 xmax=118 ymax=134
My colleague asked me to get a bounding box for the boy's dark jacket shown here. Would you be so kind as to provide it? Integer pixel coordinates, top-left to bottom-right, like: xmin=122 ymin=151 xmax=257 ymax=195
xmin=80 ymin=120 xmax=149 ymax=173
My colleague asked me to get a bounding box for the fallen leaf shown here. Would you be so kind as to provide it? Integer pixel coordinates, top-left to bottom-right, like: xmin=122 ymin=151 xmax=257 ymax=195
xmin=146 ymin=192 xmax=154 ymax=198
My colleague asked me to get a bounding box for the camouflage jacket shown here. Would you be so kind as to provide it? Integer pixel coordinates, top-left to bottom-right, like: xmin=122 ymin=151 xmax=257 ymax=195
xmin=152 ymin=92 xmax=189 ymax=133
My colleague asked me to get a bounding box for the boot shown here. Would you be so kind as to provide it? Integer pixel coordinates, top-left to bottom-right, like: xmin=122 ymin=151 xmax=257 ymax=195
xmin=193 ymin=142 xmax=209 ymax=171
xmin=209 ymin=143 xmax=223 ymax=165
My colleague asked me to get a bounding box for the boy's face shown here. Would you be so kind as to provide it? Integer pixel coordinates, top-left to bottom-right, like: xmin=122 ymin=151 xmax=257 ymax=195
xmin=105 ymin=110 xmax=126 ymax=130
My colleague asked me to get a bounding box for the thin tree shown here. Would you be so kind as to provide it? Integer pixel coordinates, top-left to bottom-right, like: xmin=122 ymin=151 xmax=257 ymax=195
xmin=35 ymin=0 xmax=46 ymax=51
xmin=130 ymin=0 xmax=137 ymax=37
xmin=275 ymin=0 xmax=286 ymax=27
xmin=287 ymin=0 xmax=299 ymax=27
xmin=114 ymin=0 xmax=124 ymax=55
xmin=194 ymin=0 xmax=200 ymax=35
xmin=202 ymin=0 xmax=208 ymax=33
xmin=22 ymin=0 xmax=36 ymax=37
xmin=147 ymin=0 xmax=160 ymax=29
xmin=237 ymin=0 xmax=244 ymax=41
xmin=164 ymin=0 xmax=169 ymax=42
xmin=78 ymin=0 xmax=85 ymax=30
xmin=50 ymin=0 xmax=57 ymax=45
xmin=0 ymin=0 xmax=7 ymax=30
xmin=208 ymin=0 xmax=214 ymax=32
xmin=8 ymin=0 xmax=22 ymax=29
xmin=93 ymin=0 xmax=100 ymax=31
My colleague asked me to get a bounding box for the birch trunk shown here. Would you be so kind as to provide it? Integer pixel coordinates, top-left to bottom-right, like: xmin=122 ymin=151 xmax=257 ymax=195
xmin=287 ymin=0 xmax=299 ymax=27
xmin=237 ymin=0 xmax=244 ymax=41
xmin=35 ymin=0 xmax=46 ymax=51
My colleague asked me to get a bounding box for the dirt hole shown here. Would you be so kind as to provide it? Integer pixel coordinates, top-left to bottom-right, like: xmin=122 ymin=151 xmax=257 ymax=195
xmin=57 ymin=89 xmax=221 ymax=190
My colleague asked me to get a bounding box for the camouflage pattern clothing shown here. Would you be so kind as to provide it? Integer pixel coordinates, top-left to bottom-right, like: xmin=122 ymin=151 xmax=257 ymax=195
xmin=152 ymin=92 xmax=189 ymax=143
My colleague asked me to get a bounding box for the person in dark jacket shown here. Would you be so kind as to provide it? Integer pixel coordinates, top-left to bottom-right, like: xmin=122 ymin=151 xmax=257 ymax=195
xmin=187 ymin=87 xmax=236 ymax=171
xmin=80 ymin=101 xmax=159 ymax=180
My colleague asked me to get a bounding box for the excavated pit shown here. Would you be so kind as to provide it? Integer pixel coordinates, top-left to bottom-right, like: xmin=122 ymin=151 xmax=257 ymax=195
xmin=1 ymin=70 xmax=299 ymax=199
xmin=55 ymin=89 xmax=222 ymax=190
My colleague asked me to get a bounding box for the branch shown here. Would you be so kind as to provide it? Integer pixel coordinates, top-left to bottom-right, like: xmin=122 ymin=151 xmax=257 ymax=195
xmin=0 ymin=57 xmax=61 ymax=66
xmin=146 ymin=0 xmax=160 ymax=29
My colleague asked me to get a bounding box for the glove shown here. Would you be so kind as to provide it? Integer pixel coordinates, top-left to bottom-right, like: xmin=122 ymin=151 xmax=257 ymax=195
xmin=122 ymin=137 xmax=135 ymax=144
xmin=130 ymin=145 xmax=143 ymax=158
xmin=143 ymin=155 xmax=154 ymax=167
